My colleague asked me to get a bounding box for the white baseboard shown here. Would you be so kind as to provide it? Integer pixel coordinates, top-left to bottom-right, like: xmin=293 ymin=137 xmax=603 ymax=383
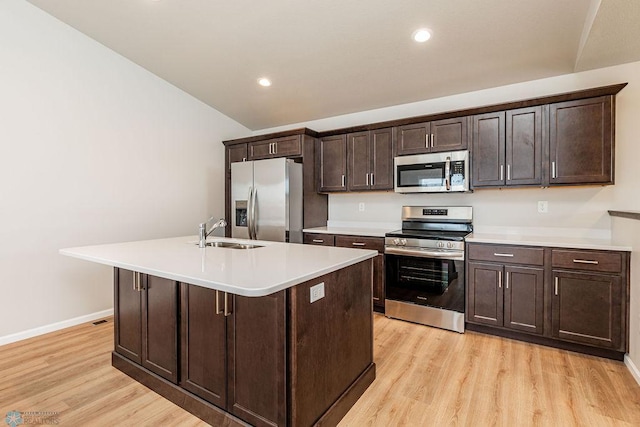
xmin=625 ymin=354 xmax=640 ymax=386
xmin=0 ymin=309 xmax=114 ymax=347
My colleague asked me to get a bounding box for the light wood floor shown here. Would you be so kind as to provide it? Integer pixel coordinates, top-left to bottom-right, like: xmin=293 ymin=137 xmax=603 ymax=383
xmin=1 ymin=315 xmax=639 ymax=426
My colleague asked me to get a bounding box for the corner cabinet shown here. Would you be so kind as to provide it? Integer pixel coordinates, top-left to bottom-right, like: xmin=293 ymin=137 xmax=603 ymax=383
xmin=548 ymin=96 xmax=614 ymax=185
xmin=466 ymin=243 xmax=630 ymax=360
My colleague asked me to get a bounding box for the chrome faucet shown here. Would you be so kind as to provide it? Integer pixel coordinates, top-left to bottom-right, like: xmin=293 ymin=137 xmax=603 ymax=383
xmin=198 ymin=217 xmax=227 ymax=248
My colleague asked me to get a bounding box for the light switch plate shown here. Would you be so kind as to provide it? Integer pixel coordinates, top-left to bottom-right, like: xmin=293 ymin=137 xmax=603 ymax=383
xmin=310 ymin=282 xmax=325 ymax=303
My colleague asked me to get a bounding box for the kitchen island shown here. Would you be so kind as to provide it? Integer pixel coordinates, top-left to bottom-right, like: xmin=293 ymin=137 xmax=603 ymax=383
xmin=61 ymin=236 xmax=377 ymax=427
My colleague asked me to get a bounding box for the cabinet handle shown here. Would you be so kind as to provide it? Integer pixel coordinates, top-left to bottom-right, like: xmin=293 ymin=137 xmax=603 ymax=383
xmin=498 ymin=271 xmax=502 ymax=288
xmin=507 ymin=164 xmax=511 ymax=181
xmin=352 ymin=242 xmax=366 ymax=247
xmin=425 ymin=134 xmax=429 ymax=148
xmin=573 ymin=259 xmax=599 ymax=265
xmin=493 ymin=253 xmax=514 ymax=257
xmin=215 ymin=290 xmax=223 ymax=315
xmin=132 ymin=271 xmax=137 ymax=291
xmin=224 ymin=293 xmax=232 ymax=316
xmin=371 ymin=173 xmax=374 ymax=186
xmin=341 ymin=174 xmax=345 ymax=187
xmin=366 ymin=173 xmax=369 ymax=186
xmin=273 ymin=142 xmax=277 ymax=154
xmin=552 ymin=161 xmax=557 ymax=179
xmin=554 ymin=277 xmax=559 ymax=295
xmin=500 ymin=165 xmax=504 ymax=181
xmin=506 ymin=272 xmax=509 ymax=289
xmin=242 ymin=157 xmax=246 ymax=162
xmin=312 ymin=239 xmax=324 ymax=243
xmin=431 ymin=134 xmax=435 ymax=148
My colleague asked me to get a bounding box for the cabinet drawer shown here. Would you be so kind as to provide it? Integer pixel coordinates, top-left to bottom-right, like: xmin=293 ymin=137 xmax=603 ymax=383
xmin=335 ymin=235 xmax=384 ymax=253
xmin=303 ymin=233 xmax=335 ymax=246
xmin=552 ymin=249 xmax=622 ymax=273
xmin=468 ymin=243 xmax=544 ymax=266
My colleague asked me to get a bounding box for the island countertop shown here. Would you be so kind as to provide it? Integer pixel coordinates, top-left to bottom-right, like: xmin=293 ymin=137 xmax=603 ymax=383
xmin=60 ymin=236 xmax=377 ymax=297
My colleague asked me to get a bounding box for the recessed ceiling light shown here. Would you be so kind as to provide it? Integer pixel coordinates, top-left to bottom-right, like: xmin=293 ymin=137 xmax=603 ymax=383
xmin=412 ymin=28 xmax=432 ymax=43
xmin=257 ymin=77 xmax=272 ymax=87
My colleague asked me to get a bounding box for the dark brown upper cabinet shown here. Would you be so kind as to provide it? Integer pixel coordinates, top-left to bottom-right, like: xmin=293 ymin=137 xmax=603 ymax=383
xmin=226 ymin=143 xmax=247 ymax=170
xmin=347 ymin=128 xmax=394 ymax=191
xmin=548 ymin=96 xmax=613 ymax=185
xmin=472 ymin=112 xmax=505 ymax=187
xmin=473 ymin=107 xmax=543 ymax=188
xmin=248 ymin=135 xmax=302 ymax=160
xmin=396 ymin=117 xmax=468 ymax=156
xmin=317 ymin=134 xmax=347 ymax=192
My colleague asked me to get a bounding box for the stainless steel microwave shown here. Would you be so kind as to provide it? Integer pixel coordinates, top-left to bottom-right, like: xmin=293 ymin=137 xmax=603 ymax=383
xmin=394 ymin=150 xmax=470 ymax=193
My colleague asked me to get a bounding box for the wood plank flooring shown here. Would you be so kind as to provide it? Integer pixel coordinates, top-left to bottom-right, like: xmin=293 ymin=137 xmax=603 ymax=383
xmin=1 ymin=314 xmax=639 ymax=426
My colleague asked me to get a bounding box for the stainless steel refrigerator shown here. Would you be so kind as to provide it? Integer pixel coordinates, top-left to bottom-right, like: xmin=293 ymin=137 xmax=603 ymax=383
xmin=231 ymin=158 xmax=303 ymax=243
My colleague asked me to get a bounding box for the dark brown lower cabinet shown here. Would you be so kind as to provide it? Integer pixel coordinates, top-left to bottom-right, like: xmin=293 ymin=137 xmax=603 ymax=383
xmin=113 ymin=261 xmax=375 ymax=427
xmin=467 ymin=262 xmax=543 ymax=334
xmin=551 ymin=270 xmax=623 ymax=350
xmin=114 ymin=269 xmax=178 ymax=383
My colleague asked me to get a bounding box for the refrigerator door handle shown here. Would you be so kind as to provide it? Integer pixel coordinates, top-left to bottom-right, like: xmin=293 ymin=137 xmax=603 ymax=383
xmin=251 ymin=187 xmax=258 ymax=239
xmin=247 ymin=186 xmax=254 ymax=239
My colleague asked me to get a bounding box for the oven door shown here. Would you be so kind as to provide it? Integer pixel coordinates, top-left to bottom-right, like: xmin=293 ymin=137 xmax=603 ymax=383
xmin=385 ymin=252 xmax=465 ymax=313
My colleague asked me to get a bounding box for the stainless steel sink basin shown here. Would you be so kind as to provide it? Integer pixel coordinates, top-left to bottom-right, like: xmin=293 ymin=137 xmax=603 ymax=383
xmin=199 ymin=241 xmax=263 ymax=249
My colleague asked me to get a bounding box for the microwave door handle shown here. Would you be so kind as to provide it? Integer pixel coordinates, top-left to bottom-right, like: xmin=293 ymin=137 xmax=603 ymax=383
xmin=445 ymin=156 xmax=451 ymax=190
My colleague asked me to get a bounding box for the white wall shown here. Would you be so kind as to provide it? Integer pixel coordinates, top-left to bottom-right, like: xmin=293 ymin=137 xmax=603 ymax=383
xmin=0 ymin=0 xmax=250 ymax=340
xmin=256 ymin=62 xmax=640 ymax=374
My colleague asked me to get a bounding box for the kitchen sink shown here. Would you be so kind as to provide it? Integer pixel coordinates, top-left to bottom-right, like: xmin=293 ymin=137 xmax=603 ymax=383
xmin=199 ymin=241 xmax=263 ymax=249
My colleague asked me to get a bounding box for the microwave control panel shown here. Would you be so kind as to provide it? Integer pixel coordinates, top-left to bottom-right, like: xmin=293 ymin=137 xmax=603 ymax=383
xmin=451 ymin=160 xmax=465 ymax=186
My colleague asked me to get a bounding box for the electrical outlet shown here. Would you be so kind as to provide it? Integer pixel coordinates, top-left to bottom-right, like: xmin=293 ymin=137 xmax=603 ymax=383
xmin=537 ymin=201 xmax=548 ymax=213
xmin=358 ymin=202 xmax=365 ymax=212
xmin=310 ymin=282 xmax=325 ymax=303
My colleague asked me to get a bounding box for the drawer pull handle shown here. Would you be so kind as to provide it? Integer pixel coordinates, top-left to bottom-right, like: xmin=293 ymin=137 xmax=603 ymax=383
xmin=312 ymin=239 xmax=324 ymax=243
xmin=573 ymin=259 xmax=598 ymax=265
xmin=352 ymin=242 xmax=366 ymax=246
xmin=493 ymin=253 xmax=514 ymax=257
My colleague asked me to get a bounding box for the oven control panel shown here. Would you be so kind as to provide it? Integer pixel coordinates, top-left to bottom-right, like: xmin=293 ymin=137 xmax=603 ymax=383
xmin=423 ymin=208 xmax=448 ymax=216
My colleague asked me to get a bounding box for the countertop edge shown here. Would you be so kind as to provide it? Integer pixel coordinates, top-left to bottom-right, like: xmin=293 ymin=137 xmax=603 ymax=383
xmin=303 ymin=227 xmax=392 ymax=238
xmin=465 ymin=235 xmax=632 ymax=252
xmin=609 ymin=210 xmax=640 ymax=221
xmin=59 ymin=247 xmax=377 ymax=297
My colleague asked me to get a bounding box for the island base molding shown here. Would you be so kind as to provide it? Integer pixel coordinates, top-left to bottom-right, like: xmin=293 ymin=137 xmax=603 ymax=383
xmin=466 ymin=323 xmax=625 ymax=361
xmin=113 ymin=352 xmax=250 ymax=426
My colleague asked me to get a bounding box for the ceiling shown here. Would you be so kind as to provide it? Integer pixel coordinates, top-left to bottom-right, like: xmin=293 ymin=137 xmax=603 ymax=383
xmin=26 ymin=0 xmax=640 ymax=131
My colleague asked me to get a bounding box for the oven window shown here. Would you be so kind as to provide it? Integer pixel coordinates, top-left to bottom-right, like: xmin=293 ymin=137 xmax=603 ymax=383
xmin=385 ymin=254 xmax=465 ymax=313
xmin=397 ymin=163 xmax=445 ymax=187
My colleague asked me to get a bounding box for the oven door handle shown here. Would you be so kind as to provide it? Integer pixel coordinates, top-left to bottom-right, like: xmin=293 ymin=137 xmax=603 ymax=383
xmin=385 ymin=246 xmax=465 ymax=261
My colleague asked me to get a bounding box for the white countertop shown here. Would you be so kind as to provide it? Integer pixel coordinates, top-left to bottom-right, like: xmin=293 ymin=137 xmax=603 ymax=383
xmin=466 ymin=233 xmax=632 ymax=252
xmin=303 ymin=226 xmax=395 ymax=238
xmin=60 ymin=236 xmax=377 ymax=297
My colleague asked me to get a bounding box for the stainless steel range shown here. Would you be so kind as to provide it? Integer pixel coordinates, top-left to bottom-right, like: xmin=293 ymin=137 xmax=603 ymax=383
xmin=385 ymin=206 xmax=472 ymax=333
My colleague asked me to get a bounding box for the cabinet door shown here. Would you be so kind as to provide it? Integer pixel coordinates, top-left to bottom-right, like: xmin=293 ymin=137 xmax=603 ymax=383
xmin=114 ymin=268 xmax=142 ymax=364
xmin=552 ymin=270 xmax=622 ymax=349
xmin=248 ymin=140 xmax=273 ymax=160
xmin=373 ymin=254 xmax=385 ymax=309
xmin=142 ymin=275 xmax=178 ymax=383
xmin=228 ymin=292 xmax=287 ymax=427
xmin=506 ymin=106 xmax=542 ymax=186
xmin=396 ymin=122 xmax=429 ymax=155
xmin=370 ymin=127 xmax=394 ymax=190
xmin=431 ymin=117 xmax=468 ymax=152
xmin=504 ymin=266 xmax=544 ymax=334
xmin=180 ymin=284 xmax=227 ymax=408
xmin=227 ymin=144 xmax=247 ymax=170
xmin=549 ymin=96 xmax=613 ymax=185
xmin=317 ymin=135 xmax=347 ymax=192
xmin=272 ymin=135 xmax=302 ymax=157
xmin=472 ymin=112 xmax=506 ymax=187
xmin=467 ymin=262 xmax=504 ymax=326
xmin=347 ymin=131 xmax=371 ymax=191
